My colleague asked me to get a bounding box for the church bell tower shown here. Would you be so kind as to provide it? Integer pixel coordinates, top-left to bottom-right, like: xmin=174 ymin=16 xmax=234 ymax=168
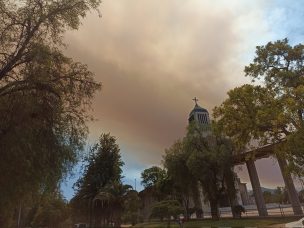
xmin=188 ymin=97 xmax=210 ymax=125
xmin=188 ymin=97 xmax=211 ymax=136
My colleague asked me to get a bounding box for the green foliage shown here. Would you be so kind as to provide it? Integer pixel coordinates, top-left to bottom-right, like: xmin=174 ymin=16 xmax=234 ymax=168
xmin=298 ymin=189 xmax=304 ymax=203
xmin=12 ymin=190 xmax=71 ymax=228
xmin=150 ymin=200 xmax=183 ymax=221
xmin=73 ymin=133 xmax=124 ymax=200
xmin=141 ymin=166 xmax=172 ymax=201
xmin=141 ymin=166 xmax=167 ymax=188
xmin=185 ymin=123 xmax=236 ymax=220
xmin=244 ymin=38 xmax=304 ymax=93
xmin=72 ymin=133 xmax=126 ymax=226
xmin=29 ymin=193 xmax=70 ymax=228
xmin=214 ymin=38 xmax=304 ymax=175
xmin=261 ymin=187 xmax=288 ymax=204
xmin=134 ymin=217 xmax=297 ymax=228
xmin=263 ymin=191 xmax=273 ymax=203
xmin=93 ymin=182 xmax=132 ymax=226
xmin=163 ymin=139 xmax=198 ymax=218
xmin=122 ymin=190 xmax=142 ymax=225
xmin=163 ymin=123 xmax=237 ymax=220
xmin=285 ymin=127 xmax=304 ymax=174
xmin=213 ymin=85 xmax=281 ymax=150
xmin=231 ymin=205 xmax=245 ymax=218
xmin=0 ymin=0 xmax=101 ymax=226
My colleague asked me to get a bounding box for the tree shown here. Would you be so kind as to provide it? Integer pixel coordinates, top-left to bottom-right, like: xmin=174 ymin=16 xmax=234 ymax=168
xmin=122 ymin=190 xmax=142 ymax=226
xmin=93 ymin=182 xmax=132 ymax=227
xmin=141 ymin=166 xmax=167 ymax=189
xmin=163 ymin=139 xmax=200 ymax=219
xmin=0 ymin=0 xmax=100 ymax=82
xmin=150 ymin=200 xmax=183 ymax=228
xmin=0 ymin=0 xmax=101 ymax=226
xmin=141 ymin=166 xmax=172 ymax=201
xmin=214 ymin=38 xmax=304 ymax=175
xmin=72 ymin=133 xmax=124 ymax=226
xmin=185 ymin=123 xmax=237 ymax=220
xmin=213 ymin=84 xmax=278 ymax=150
xmin=263 ymin=191 xmax=273 ymax=203
xmin=273 ymin=186 xmax=289 ymax=204
xmin=231 ymin=205 xmax=245 ymax=219
xmin=28 ymin=192 xmax=70 ymax=228
xmin=298 ymin=189 xmax=304 ymax=203
xmin=74 ymin=133 xmax=124 ymax=197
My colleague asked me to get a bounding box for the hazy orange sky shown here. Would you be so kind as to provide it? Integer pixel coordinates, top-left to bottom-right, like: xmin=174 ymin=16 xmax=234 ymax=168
xmin=62 ymin=0 xmax=304 ymax=198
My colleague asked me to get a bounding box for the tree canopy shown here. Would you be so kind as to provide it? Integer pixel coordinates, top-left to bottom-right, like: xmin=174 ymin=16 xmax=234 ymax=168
xmin=163 ymin=139 xmax=199 ymax=219
xmin=73 ymin=133 xmax=124 ymax=200
xmin=184 ymin=123 xmax=236 ymax=219
xmin=122 ymin=190 xmax=142 ymax=226
xmin=72 ymin=133 xmax=127 ymax=227
xmin=141 ymin=166 xmax=167 ymax=189
xmin=26 ymin=191 xmax=70 ymax=228
xmin=214 ymin=38 xmax=304 ymax=175
xmin=150 ymin=200 xmax=183 ymax=228
xmin=93 ymin=181 xmax=133 ymax=227
xmin=163 ymin=123 xmax=237 ymax=220
xmin=0 ymin=0 xmax=101 ymax=226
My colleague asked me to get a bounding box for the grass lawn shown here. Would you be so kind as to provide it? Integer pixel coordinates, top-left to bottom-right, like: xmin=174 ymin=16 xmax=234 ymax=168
xmin=133 ymin=217 xmax=299 ymax=227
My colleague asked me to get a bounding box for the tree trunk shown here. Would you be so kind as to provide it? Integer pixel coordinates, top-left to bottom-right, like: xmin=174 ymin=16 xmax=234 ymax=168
xmin=192 ymin=182 xmax=203 ymax=218
xmin=182 ymin=196 xmax=190 ymax=220
xmin=298 ymin=109 xmax=303 ymax=122
xmin=167 ymin=217 xmax=171 ymax=228
xmin=229 ymin=196 xmax=239 ymax=219
xmin=210 ymin=199 xmax=219 ymax=220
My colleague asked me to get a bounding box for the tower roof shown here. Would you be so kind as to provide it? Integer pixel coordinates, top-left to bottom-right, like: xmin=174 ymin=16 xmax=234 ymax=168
xmin=189 ymin=103 xmax=208 ymax=116
xmin=188 ymin=97 xmax=210 ymax=126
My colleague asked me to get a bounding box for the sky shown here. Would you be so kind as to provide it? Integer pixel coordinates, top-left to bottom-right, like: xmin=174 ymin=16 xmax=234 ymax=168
xmin=61 ymin=0 xmax=304 ymax=200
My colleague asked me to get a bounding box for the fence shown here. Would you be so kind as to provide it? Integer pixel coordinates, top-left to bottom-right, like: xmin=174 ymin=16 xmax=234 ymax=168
xmin=195 ymin=204 xmax=303 ymax=218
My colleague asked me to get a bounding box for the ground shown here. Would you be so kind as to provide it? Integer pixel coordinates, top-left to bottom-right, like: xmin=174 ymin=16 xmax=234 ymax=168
xmin=133 ymin=217 xmax=300 ymax=227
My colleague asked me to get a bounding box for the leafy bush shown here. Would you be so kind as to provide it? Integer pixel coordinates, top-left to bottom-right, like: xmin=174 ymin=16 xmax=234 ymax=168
xmin=232 ymin=205 xmax=245 ymax=218
xmin=150 ymin=200 xmax=183 ymax=221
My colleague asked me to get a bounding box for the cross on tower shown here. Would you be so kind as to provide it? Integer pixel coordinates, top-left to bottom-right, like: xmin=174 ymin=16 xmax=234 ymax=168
xmin=192 ymin=97 xmax=199 ymax=105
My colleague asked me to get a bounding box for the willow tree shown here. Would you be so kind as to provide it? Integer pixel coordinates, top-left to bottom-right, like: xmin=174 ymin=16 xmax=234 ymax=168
xmin=184 ymin=123 xmax=236 ymax=220
xmin=163 ymin=140 xmax=200 ymax=219
xmin=0 ymin=0 xmax=101 ymax=226
xmin=214 ymin=38 xmax=304 ymax=175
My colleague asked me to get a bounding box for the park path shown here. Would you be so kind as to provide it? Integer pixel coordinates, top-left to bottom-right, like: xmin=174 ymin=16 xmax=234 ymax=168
xmin=120 ymin=225 xmax=132 ymax=227
xmin=285 ymin=217 xmax=304 ymax=227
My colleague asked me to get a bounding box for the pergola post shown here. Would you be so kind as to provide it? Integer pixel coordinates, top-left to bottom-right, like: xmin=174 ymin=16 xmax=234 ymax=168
xmin=246 ymin=159 xmax=268 ymax=216
xmin=277 ymin=157 xmax=303 ymax=215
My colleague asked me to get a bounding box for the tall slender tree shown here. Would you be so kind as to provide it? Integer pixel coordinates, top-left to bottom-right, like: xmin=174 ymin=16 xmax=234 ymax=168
xmin=72 ymin=133 xmax=124 ymax=226
xmin=163 ymin=139 xmax=199 ymax=219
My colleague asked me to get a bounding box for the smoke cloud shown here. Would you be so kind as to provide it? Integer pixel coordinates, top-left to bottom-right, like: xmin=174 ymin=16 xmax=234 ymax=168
xmin=62 ymin=0 xmax=301 ymax=191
